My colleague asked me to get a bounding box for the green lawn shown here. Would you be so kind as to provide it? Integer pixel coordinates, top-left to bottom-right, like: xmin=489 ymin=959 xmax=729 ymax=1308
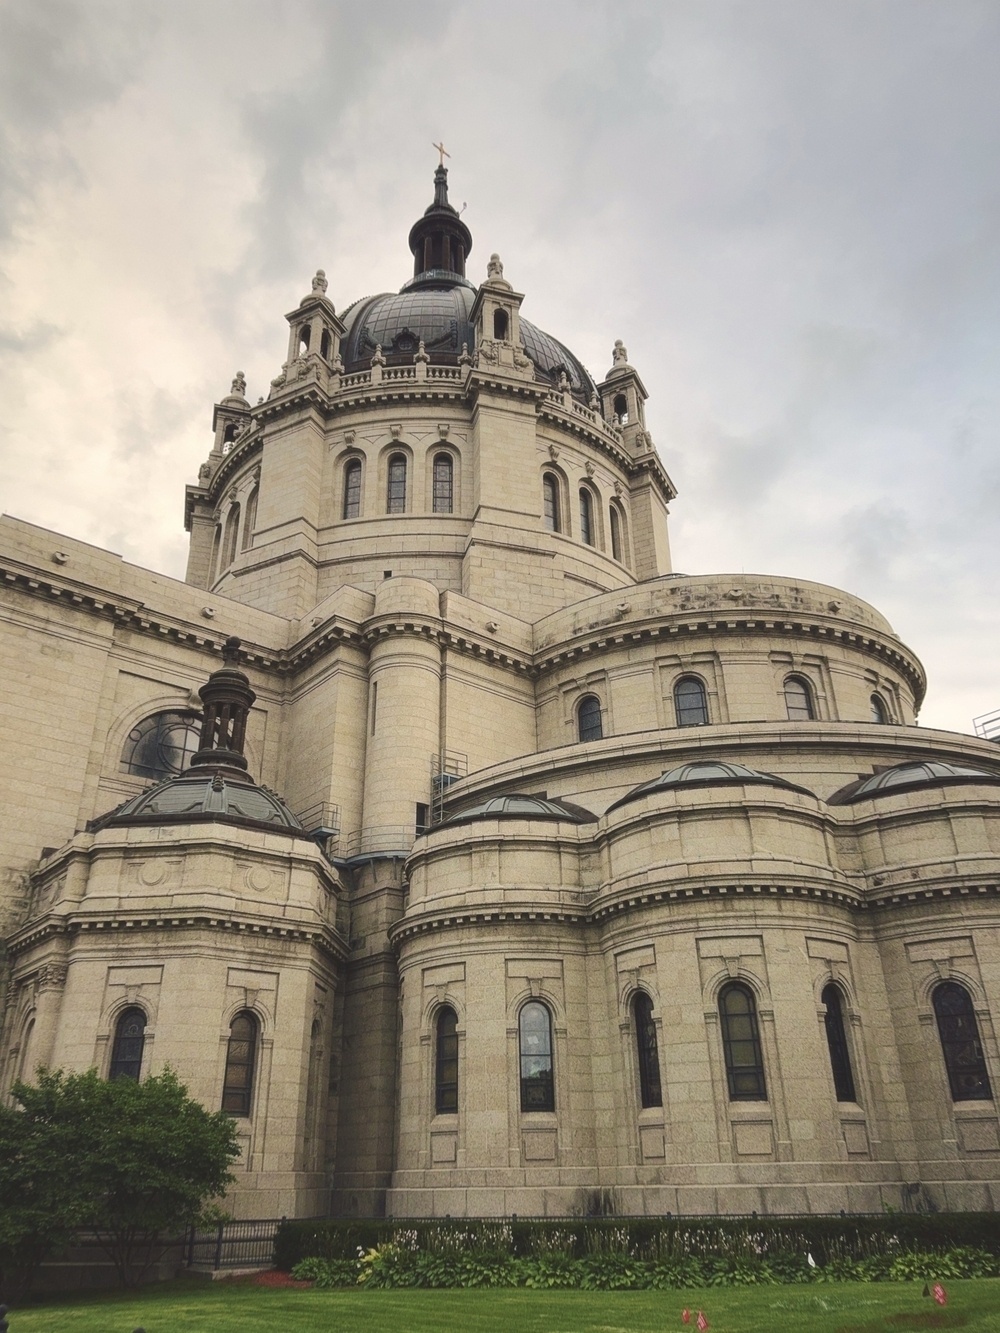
xmin=6 ymin=1278 xmax=1000 ymax=1332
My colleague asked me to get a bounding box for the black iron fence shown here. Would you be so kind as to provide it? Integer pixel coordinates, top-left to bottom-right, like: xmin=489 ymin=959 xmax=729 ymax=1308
xmin=184 ymin=1218 xmax=283 ymax=1271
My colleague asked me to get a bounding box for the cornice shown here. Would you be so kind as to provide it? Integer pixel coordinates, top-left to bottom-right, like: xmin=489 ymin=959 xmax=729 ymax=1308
xmin=7 ymin=909 xmax=349 ymax=964
xmin=389 ymin=876 xmax=1000 ymax=946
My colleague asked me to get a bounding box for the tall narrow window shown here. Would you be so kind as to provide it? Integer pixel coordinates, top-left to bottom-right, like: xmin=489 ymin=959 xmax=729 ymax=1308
xmin=241 ymin=487 xmax=258 ymax=552
xmin=299 ymin=325 xmax=310 ymax=353
xmin=211 ymin=525 xmax=222 ymax=581
xmin=432 ymin=453 xmax=454 ymax=514
xmin=542 ymin=474 xmax=560 ymax=532
xmin=674 ymin=676 xmax=709 ymax=727
xmin=343 ymin=460 xmax=362 ymax=519
xmin=784 ymin=676 xmax=815 ymax=721
xmin=870 ymin=693 xmax=889 ymax=723
xmin=519 ymin=1001 xmax=555 ymax=1112
xmin=822 ymin=984 xmax=857 ymax=1102
xmin=719 ymin=983 xmax=767 ymax=1101
xmin=387 ymin=453 xmax=407 ymax=514
xmin=435 ymin=1006 xmax=459 ymax=1114
xmin=610 ymin=505 xmax=622 ymax=562
xmin=633 ymin=992 xmax=662 ymax=1108
xmin=579 ymin=489 xmax=595 ymax=546
xmin=109 ymin=1007 xmax=146 ymax=1081
xmin=222 ymin=503 xmax=240 ymax=570
xmin=320 ymin=329 xmax=332 ymax=359
xmin=613 ymin=393 xmax=629 ymax=425
xmin=493 ymin=308 xmax=509 ymax=340
xmin=933 ymin=982 xmax=993 ymax=1101
xmin=577 ymin=694 xmax=603 ymax=742
xmin=222 ymin=1011 xmax=259 ymax=1116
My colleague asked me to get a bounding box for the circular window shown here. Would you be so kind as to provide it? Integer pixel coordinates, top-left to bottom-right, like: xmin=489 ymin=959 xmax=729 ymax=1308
xmin=121 ymin=711 xmax=201 ymax=780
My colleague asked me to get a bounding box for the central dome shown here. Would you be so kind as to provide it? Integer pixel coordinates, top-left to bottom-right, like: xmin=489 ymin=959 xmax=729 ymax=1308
xmin=336 ymin=166 xmax=597 ymax=401
xmin=338 ymin=285 xmax=597 ymax=399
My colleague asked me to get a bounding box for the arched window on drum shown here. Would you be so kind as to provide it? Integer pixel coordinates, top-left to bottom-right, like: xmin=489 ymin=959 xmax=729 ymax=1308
xmin=519 ymin=1001 xmax=555 ymax=1112
xmin=719 ymin=983 xmax=767 ymax=1101
xmin=435 ymin=1006 xmax=459 ymax=1114
xmin=109 ymin=1007 xmax=146 ymax=1081
xmin=933 ymin=982 xmax=992 ymax=1101
xmin=633 ymin=992 xmax=662 ymax=1108
xmin=221 ymin=1011 xmax=259 ymax=1116
xmin=577 ymin=694 xmax=603 ymax=743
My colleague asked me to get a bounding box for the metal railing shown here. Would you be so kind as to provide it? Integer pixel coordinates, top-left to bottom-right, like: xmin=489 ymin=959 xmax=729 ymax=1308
xmin=184 ymin=1218 xmax=282 ymax=1271
xmin=973 ymin=707 xmax=1000 ymax=742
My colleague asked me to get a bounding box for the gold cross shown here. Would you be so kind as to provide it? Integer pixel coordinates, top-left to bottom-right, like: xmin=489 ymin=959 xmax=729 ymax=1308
xmin=432 ymin=141 xmax=450 ymax=167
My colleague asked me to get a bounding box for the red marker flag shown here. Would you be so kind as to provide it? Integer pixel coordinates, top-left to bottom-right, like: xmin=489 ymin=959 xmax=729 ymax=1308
xmin=932 ymin=1283 xmax=947 ymax=1306
xmin=682 ymin=1311 xmax=691 ymax=1325
xmin=697 ymin=1313 xmax=709 ymax=1331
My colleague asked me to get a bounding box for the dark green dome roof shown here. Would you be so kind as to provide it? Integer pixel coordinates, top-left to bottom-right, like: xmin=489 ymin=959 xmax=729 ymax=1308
xmin=96 ymin=770 xmax=303 ymax=834
xmin=439 ymin=793 xmax=596 ymax=827
xmin=829 ymin=760 xmax=1000 ymax=805
xmin=608 ymin=761 xmax=814 ymax=813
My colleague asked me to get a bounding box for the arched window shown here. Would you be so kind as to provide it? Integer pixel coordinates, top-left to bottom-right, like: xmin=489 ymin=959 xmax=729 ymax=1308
xmin=609 ymin=505 xmax=623 ymax=562
xmin=221 ymin=1011 xmax=259 ymax=1116
xmin=121 ymin=711 xmax=201 ymax=780
xmin=674 ymin=676 xmax=709 ymax=727
xmin=719 ymin=983 xmax=766 ymax=1101
xmin=613 ymin=393 xmax=629 ymax=425
xmin=542 ymin=474 xmax=560 ymax=532
xmin=784 ymin=675 xmax=815 ymax=721
xmin=298 ymin=325 xmax=310 ymax=354
xmin=633 ymin=992 xmax=662 ymax=1108
xmin=577 ymin=694 xmax=603 ymax=743
xmin=493 ymin=308 xmax=509 ymax=340
xmin=211 ymin=524 xmax=222 ymax=580
xmin=519 ymin=1001 xmax=555 ymax=1112
xmin=222 ymin=503 xmax=240 ymax=570
xmin=222 ymin=423 xmax=237 ymax=454
xmin=241 ymin=487 xmax=258 ymax=552
xmin=579 ymin=489 xmax=595 ymax=546
xmin=15 ymin=1018 xmax=35 ymax=1085
xmin=387 ymin=453 xmax=407 ymax=514
xmin=432 ymin=453 xmax=454 ymax=514
xmin=822 ymin=984 xmax=857 ymax=1103
xmin=435 ymin=1006 xmax=459 ymax=1114
xmin=933 ymin=982 xmax=992 ymax=1102
xmin=870 ymin=693 xmax=889 ymax=723
xmin=320 ymin=329 xmax=332 ymax=360
xmin=343 ymin=460 xmax=362 ymax=519
xmin=109 ymin=1007 xmax=146 ymax=1081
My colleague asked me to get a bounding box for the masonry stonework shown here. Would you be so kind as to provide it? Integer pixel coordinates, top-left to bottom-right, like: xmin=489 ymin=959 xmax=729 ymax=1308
xmin=2 ymin=168 xmax=999 ymax=1220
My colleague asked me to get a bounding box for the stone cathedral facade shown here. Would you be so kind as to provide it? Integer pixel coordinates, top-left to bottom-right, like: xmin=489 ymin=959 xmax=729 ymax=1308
xmin=2 ymin=169 xmax=1000 ymax=1221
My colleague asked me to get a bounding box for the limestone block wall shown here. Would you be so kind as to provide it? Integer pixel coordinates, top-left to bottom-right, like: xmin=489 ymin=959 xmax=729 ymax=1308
xmin=2 ymin=822 xmax=344 ymax=1219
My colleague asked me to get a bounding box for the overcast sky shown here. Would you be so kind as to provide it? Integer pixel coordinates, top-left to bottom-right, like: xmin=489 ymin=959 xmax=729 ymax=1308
xmin=1 ymin=1 xmax=997 ymax=734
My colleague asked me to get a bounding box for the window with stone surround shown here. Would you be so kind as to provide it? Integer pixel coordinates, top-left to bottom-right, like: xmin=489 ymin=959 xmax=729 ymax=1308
xmin=432 ymin=453 xmax=454 ymax=514
xmin=519 ymin=1001 xmax=555 ymax=1112
xmin=719 ymin=983 xmax=767 ymax=1101
xmin=109 ymin=1007 xmax=146 ymax=1081
xmin=674 ymin=676 xmax=709 ymax=727
xmin=577 ymin=694 xmax=603 ymax=742
xmin=435 ymin=1006 xmax=459 ymax=1114
xmin=933 ymin=982 xmax=993 ymax=1102
xmin=579 ymin=487 xmax=595 ymax=546
xmin=870 ymin=693 xmax=889 ymax=723
xmin=633 ymin=991 xmax=662 ymax=1108
xmin=121 ymin=711 xmax=201 ymax=781
xmin=343 ymin=460 xmax=362 ymax=519
xmin=542 ymin=473 xmax=560 ymax=532
xmin=783 ymin=675 xmax=815 ymax=721
xmin=822 ymin=984 xmax=857 ymax=1103
xmin=387 ymin=453 xmax=407 ymax=514
xmin=222 ymin=1011 xmax=259 ymax=1117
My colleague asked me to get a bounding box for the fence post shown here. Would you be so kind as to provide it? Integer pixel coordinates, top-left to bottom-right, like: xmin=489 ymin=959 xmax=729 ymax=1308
xmin=213 ymin=1219 xmax=225 ymax=1271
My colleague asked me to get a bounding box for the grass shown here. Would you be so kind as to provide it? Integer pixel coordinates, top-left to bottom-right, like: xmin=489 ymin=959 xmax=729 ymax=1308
xmin=5 ymin=1277 xmax=1000 ymax=1333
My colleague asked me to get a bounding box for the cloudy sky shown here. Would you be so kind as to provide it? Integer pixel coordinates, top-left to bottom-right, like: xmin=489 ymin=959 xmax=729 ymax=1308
xmin=1 ymin=1 xmax=997 ymax=734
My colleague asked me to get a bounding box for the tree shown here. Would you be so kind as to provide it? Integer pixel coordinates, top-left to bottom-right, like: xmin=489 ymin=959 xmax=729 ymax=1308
xmin=0 ymin=1068 xmax=240 ymax=1295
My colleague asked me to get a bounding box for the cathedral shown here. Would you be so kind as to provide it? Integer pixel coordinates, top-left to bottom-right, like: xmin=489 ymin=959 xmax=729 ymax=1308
xmin=2 ymin=167 xmax=1000 ymax=1222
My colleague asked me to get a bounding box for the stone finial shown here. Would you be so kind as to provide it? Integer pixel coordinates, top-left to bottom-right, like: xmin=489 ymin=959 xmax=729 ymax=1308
xmin=487 ymin=253 xmax=504 ymax=281
xmin=459 ymin=342 xmax=473 ymax=366
xmin=231 ymin=371 xmax=247 ymax=397
xmin=371 ymin=343 xmax=386 ymax=367
xmin=612 ymin=340 xmax=628 ymax=366
xmin=415 ymin=339 xmax=430 ymax=364
xmin=312 ymin=269 xmax=328 ymax=294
